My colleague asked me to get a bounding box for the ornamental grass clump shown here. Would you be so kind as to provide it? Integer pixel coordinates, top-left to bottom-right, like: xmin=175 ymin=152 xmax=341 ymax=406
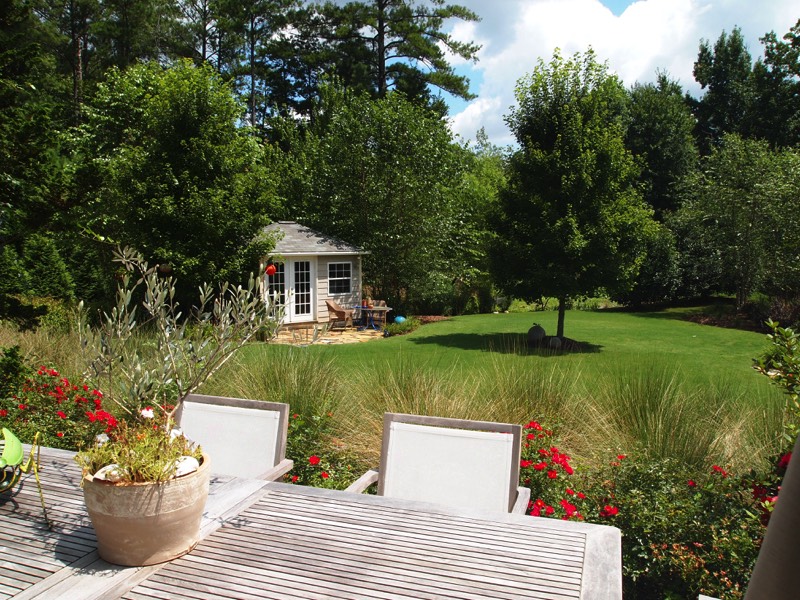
xmin=73 ymin=247 xmax=283 ymax=483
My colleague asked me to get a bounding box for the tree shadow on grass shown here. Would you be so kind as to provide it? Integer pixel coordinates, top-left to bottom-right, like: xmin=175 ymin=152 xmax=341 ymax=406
xmin=407 ymin=332 xmax=603 ymax=356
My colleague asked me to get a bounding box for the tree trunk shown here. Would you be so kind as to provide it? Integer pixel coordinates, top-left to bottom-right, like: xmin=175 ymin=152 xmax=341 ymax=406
xmin=70 ymin=0 xmax=84 ymax=124
xmin=556 ymin=296 xmax=566 ymax=339
xmin=249 ymin=16 xmax=256 ymax=128
xmin=376 ymin=0 xmax=386 ymax=97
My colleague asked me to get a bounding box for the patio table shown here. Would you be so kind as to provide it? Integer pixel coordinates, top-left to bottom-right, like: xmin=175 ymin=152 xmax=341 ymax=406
xmin=2 ymin=446 xmax=622 ymax=600
xmin=354 ymin=305 xmax=392 ymax=330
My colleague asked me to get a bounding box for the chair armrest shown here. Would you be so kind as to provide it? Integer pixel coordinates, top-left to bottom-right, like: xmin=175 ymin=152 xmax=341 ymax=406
xmin=346 ymin=469 xmax=379 ymax=493
xmin=511 ymin=486 xmax=531 ymax=515
xmin=257 ymin=458 xmax=294 ymax=482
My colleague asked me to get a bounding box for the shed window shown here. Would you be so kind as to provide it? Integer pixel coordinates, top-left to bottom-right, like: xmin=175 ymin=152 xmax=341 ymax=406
xmin=328 ymin=262 xmax=352 ymax=295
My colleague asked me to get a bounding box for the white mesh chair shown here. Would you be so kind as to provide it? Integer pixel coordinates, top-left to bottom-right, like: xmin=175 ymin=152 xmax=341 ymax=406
xmin=177 ymin=394 xmax=293 ymax=480
xmin=346 ymin=412 xmax=530 ymax=514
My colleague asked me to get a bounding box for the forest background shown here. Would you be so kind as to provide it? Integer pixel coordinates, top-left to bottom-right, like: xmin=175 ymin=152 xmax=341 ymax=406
xmin=1 ymin=0 xmax=799 ymax=330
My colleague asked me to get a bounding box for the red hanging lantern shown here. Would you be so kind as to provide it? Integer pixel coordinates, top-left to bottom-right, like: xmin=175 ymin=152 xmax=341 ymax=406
xmin=265 ymin=264 xmax=277 ymax=276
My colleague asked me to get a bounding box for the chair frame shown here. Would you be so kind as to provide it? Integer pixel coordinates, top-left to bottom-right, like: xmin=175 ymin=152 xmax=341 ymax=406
xmin=177 ymin=394 xmax=293 ymax=481
xmin=347 ymin=412 xmax=529 ymax=514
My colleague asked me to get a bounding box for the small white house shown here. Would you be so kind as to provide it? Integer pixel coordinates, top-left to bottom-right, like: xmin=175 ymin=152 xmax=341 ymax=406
xmin=261 ymin=221 xmax=366 ymax=326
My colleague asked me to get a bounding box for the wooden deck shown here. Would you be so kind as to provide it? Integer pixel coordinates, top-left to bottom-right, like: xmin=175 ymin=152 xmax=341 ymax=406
xmin=1 ymin=447 xmax=622 ymax=599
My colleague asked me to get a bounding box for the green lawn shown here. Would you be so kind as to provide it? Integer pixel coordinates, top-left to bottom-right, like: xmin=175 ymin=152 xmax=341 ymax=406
xmin=257 ymin=309 xmax=775 ymax=398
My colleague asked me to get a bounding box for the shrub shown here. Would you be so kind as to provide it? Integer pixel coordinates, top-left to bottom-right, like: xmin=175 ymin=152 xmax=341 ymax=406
xmin=519 ymin=417 xmax=764 ymax=599
xmin=384 ymin=316 xmax=421 ymax=336
xmin=585 ymin=458 xmax=762 ymax=600
xmin=0 ymin=365 xmax=113 ymax=450
xmin=0 ymin=345 xmax=30 ymax=400
xmin=283 ymin=411 xmax=365 ymax=490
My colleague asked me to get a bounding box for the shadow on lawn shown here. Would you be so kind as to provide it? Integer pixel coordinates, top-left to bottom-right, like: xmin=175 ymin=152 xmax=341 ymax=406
xmin=408 ymin=332 xmax=603 ymax=355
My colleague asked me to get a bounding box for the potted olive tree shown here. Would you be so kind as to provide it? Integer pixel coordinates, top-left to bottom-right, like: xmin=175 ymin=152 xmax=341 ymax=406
xmin=74 ymin=247 xmax=283 ymax=566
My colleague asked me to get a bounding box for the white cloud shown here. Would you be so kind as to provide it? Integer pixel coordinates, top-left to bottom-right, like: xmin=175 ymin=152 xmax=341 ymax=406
xmin=446 ymin=0 xmax=799 ymax=146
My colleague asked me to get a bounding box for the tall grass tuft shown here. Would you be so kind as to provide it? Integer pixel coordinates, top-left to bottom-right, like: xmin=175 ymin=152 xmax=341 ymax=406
xmin=337 ymin=359 xmax=485 ymax=461
xmin=202 ymin=344 xmax=340 ymax=418
xmin=0 ymin=323 xmax=83 ymax=378
xmin=596 ymin=359 xmax=739 ymax=470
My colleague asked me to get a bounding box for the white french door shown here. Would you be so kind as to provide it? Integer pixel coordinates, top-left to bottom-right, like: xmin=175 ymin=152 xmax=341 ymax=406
xmin=288 ymin=259 xmax=314 ymax=322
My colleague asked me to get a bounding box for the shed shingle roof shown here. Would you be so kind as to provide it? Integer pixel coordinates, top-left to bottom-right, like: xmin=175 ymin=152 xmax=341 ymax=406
xmin=264 ymin=221 xmax=365 ymax=256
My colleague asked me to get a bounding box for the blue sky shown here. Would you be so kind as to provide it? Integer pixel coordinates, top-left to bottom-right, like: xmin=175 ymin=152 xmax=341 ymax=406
xmin=441 ymin=0 xmax=798 ymax=146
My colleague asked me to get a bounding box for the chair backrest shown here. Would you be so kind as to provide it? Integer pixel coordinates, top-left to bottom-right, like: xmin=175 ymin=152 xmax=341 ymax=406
xmin=177 ymin=394 xmax=289 ymax=479
xmin=325 ymin=299 xmax=343 ymax=316
xmin=377 ymin=413 xmax=522 ymax=513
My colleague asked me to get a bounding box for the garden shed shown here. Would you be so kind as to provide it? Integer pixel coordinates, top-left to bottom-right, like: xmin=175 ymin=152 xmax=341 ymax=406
xmin=261 ymin=221 xmax=366 ymax=326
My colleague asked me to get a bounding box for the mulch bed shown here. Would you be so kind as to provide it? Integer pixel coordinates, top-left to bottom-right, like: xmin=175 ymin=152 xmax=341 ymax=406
xmin=416 ymin=315 xmax=452 ymax=325
xmin=683 ymin=313 xmax=765 ymax=333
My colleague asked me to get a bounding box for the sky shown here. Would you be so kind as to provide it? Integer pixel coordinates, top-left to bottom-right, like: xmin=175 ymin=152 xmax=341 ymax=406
xmin=440 ymin=0 xmax=799 ymax=146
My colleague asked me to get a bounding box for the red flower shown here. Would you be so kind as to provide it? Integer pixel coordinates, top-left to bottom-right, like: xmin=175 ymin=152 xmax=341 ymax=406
xmin=0 ymin=409 xmax=7 ymax=417
xmin=688 ymin=480 xmax=696 ymax=487
xmin=778 ymin=452 xmax=792 ymax=469
xmin=616 ymin=454 xmax=627 ymax=460
xmin=547 ymin=470 xmax=558 ymax=479
xmin=526 ymin=433 xmax=536 ymax=440
xmin=56 ymin=432 xmax=64 ymax=438
xmin=291 ymin=475 xmax=299 ymax=483
xmin=544 ymin=505 xmax=554 ymax=515
xmin=565 ymin=488 xmax=574 ymax=496
xmin=309 ymin=455 xmax=321 ymax=466
xmin=711 ymin=465 xmax=729 ymax=478
xmin=524 ymin=420 xmax=543 ymax=431
xmin=57 ymin=410 xmax=67 ymax=419
xmin=321 ymin=471 xmax=330 ymax=479
xmin=533 ymin=461 xmax=547 ymax=471
xmin=520 ymin=459 xmax=533 ymax=468
xmin=600 ymin=505 xmax=619 ymax=518
xmin=577 ymin=491 xmax=586 ymax=499
xmin=18 ymin=403 xmax=27 ymax=410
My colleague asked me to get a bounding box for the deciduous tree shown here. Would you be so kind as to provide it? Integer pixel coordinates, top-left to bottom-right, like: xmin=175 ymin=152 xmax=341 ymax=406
xmin=493 ymin=49 xmax=655 ymax=338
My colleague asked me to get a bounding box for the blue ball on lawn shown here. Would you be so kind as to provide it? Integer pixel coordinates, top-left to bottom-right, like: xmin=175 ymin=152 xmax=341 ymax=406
xmin=394 ymin=316 xmax=406 ymax=324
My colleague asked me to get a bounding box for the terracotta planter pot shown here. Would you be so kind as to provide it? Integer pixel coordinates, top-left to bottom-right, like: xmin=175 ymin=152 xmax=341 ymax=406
xmin=82 ymin=453 xmax=210 ymax=566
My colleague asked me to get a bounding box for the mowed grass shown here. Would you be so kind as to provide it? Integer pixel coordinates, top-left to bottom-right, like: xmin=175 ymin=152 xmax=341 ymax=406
xmin=210 ymin=308 xmax=786 ymax=471
xmin=256 ymin=310 xmax=773 ymax=394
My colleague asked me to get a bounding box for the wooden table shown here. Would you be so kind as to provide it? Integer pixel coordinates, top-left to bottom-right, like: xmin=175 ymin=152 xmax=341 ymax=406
xmin=2 ymin=447 xmax=621 ymax=600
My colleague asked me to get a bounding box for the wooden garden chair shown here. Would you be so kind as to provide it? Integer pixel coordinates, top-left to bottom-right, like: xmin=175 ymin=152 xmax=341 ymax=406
xmin=177 ymin=394 xmax=293 ymax=480
xmin=346 ymin=412 xmax=530 ymax=514
xmin=1 ymin=427 xmax=51 ymax=528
